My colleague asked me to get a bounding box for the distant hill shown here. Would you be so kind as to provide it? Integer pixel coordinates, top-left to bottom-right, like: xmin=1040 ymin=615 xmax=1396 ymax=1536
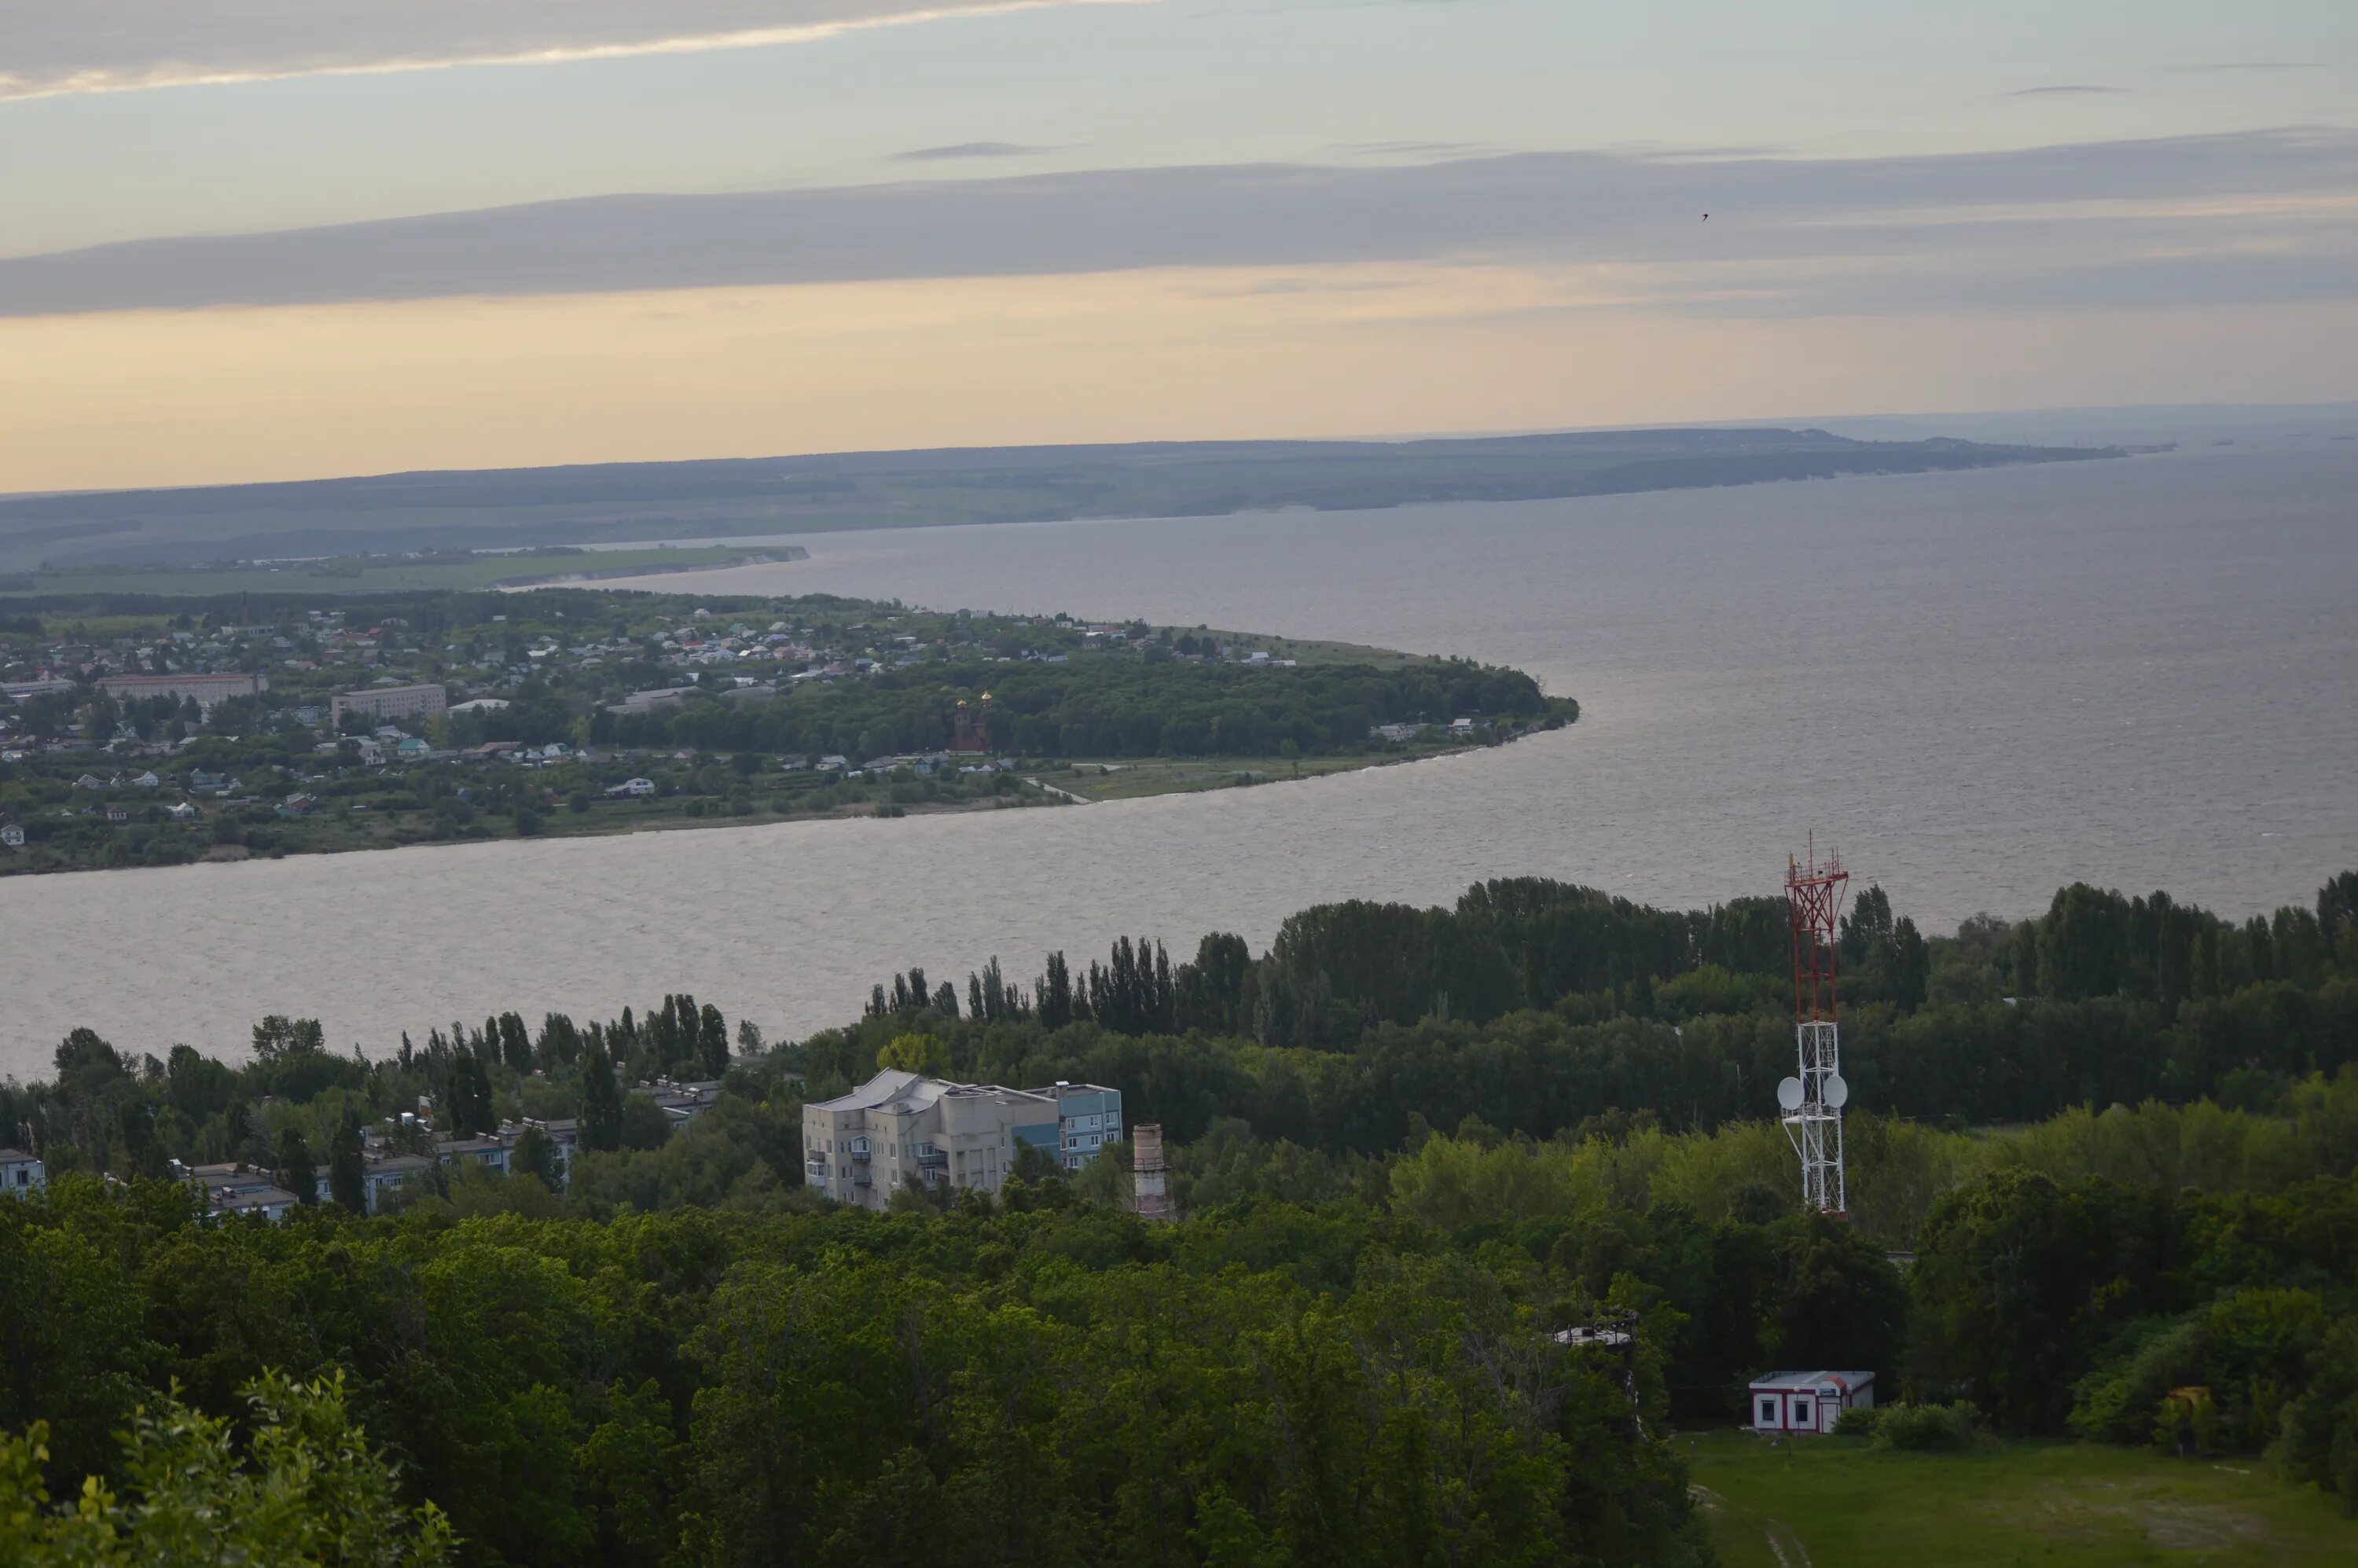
xmin=0 ymin=428 xmax=2120 ymax=571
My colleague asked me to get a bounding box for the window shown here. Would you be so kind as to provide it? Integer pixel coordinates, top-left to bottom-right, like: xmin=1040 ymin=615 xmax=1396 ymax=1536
xmin=1757 ymin=1397 xmax=1778 ymax=1425
xmin=1791 ymin=1399 xmax=1814 ymax=1429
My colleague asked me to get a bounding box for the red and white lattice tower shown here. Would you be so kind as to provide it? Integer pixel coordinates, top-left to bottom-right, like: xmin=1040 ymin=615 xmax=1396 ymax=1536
xmin=1780 ymin=837 xmax=1851 ymax=1214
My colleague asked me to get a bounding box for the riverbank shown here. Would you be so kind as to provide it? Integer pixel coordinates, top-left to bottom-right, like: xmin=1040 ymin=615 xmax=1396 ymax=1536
xmin=2 ymin=454 xmax=2342 ymax=1076
xmin=0 ymin=724 xmax=1563 ymax=877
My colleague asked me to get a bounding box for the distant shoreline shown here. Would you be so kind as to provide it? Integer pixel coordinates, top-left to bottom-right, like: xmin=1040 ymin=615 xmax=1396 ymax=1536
xmin=490 ymin=547 xmax=806 ymax=589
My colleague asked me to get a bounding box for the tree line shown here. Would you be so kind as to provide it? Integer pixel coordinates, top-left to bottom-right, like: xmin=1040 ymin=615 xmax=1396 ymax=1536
xmin=584 ymin=653 xmax=1570 ymax=762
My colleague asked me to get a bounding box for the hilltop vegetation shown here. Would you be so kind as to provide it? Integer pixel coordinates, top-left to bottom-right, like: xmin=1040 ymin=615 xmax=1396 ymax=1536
xmin=4 ymin=867 xmax=2354 ymax=1565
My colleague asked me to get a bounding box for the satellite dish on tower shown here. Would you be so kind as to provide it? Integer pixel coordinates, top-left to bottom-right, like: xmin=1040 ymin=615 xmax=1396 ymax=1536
xmin=1776 ymin=1077 xmax=1804 ymax=1112
xmin=1824 ymin=1074 xmax=1849 ymax=1110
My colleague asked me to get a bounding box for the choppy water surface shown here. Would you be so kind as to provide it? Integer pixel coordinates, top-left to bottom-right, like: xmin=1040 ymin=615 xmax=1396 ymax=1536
xmin=6 ymin=450 xmax=2354 ymax=1076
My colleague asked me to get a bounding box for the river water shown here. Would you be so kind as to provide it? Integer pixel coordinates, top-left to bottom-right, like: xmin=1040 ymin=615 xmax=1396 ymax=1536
xmin=6 ymin=450 xmax=2354 ymax=1077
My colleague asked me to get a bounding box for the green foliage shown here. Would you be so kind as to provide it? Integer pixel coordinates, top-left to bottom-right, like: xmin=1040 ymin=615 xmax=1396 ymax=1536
xmin=2270 ymin=1317 xmax=2358 ymax=1509
xmin=617 ymin=1093 xmax=672 ymax=1151
xmin=876 ymin=1032 xmax=952 ymax=1076
xmin=1870 ymin=1401 xmax=1982 ymax=1452
xmin=1831 ymin=1405 xmax=1880 ymax=1437
xmin=3 ymin=862 xmax=2355 ymax=1552
xmin=2070 ymin=1288 xmax=2334 ymax=1454
xmin=0 ymin=1372 xmax=454 ymax=1567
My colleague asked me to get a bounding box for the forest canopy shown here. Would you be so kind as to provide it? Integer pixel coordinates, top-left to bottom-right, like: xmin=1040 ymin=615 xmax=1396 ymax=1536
xmin=3 ymin=865 xmax=2355 ymax=1563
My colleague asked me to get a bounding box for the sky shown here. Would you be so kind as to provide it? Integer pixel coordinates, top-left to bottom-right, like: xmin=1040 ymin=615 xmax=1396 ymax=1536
xmin=2 ymin=0 xmax=2355 ymax=490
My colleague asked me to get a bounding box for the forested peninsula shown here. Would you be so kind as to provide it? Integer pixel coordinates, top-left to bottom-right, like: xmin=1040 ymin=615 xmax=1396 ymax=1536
xmin=5 ymin=868 xmax=2355 ymax=1565
xmin=0 ymin=586 xmax=1570 ymax=874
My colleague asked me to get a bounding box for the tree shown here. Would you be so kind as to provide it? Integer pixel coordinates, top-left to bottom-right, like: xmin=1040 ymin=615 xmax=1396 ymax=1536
xmin=697 ymin=1003 xmax=729 ymax=1078
xmin=329 ymin=1116 xmax=367 ymax=1212
xmin=876 ymin=1034 xmax=950 ymax=1078
xmin=444 ymin=1056 xmax=494 ymax=1138
xmin=1912 ymin=1170 xmax=2174 ymax=1431
xmin=582 ymin=1047 xmax=623 ymax=1153
xmin=276 ymin=1127 xmax=317 ymax=1204
xmin=511 ymin=1126 xmax=560 ymax=1188
xmin=0 ymin=1372 xmax=455 ymax=1567
xmin=1036 ymin=952 xmax=1074 ymax=1030
xmin=619 ymin=1094 xmax=672 ymax=1151
xmin=497 ymin=1012 xmax=532 ymax=1074
xmin=1765 ymin=1210 xmax=1908 ymax=1382
xmin=248 ymin=1015 xmax=326 ymax=1064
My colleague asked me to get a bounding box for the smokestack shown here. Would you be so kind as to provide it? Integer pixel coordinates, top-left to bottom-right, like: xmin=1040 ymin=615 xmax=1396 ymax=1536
xmin=1130 ymin=1123 xmax=1173 ymax=1224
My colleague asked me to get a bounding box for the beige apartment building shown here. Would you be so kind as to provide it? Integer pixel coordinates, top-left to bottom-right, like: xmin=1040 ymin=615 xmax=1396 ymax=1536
xmin=332 ymin=682 xmax=447 ymax=725
xmin=802 ymin=1070 xmax=1122 ymax=1210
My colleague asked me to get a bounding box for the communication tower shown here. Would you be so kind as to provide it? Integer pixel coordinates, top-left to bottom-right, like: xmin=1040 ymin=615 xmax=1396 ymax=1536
xmin=1779 ymin=837 xmax=1850 ymax=1214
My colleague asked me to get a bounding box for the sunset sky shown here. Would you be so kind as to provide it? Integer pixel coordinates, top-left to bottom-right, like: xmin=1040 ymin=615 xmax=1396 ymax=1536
xmin=3 ymin=0 xmax=2355 ymax=491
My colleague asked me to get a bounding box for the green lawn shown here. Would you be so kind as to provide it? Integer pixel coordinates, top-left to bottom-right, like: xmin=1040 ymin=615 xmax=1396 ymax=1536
xmin=1683 ymin=1429 xmax=2356 ymax=1568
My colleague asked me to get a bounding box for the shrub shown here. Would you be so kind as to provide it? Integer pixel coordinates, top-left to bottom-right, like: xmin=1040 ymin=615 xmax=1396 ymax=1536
xmin=1871 ymin=1401 xmax=1980 ymax=1452
xmin=514 ymin=807 xmax=543 ymax=835
xmin=1832 ymin=1405 xmax=1881 ymax=1438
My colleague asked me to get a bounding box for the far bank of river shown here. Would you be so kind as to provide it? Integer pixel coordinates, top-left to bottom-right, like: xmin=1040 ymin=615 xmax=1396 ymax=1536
xmin=4 ymin=450 xmax=2353 ymax=1078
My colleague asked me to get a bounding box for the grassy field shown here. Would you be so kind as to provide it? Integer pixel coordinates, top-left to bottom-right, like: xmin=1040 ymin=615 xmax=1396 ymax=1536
xmin=1684 ymin=1429 xmax=2356 ymax=1567
xmin=1 ymin=545 xmax=800 ymax=597
xmin=1048 ymin=747 xmax=1464 ymax=802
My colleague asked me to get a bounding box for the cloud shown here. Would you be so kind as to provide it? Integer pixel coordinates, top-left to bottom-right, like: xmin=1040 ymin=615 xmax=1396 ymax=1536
xmin=2 ymin=130 xmax=2351 ymax=320
xmin=2007 ymin=84 xmax=2128 ymax=96
xmin=0 ymin=0 xmax=1140 ymax=101
xmin=1335 ymin=141 xmax=1498 ymax=160
xmin=893 ymin=141 xmax=1049 ymax=161
xmin=2173 ymin=61 xmax=2326 ymax=72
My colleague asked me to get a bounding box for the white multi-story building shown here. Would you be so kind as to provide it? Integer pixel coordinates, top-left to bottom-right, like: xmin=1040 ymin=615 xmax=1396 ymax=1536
xmin=0 ymin=1147 xmax=46 ymax=1197
xmin=331 ymin=683 xmax=446 ymax=725
xmin=802 ymin=1070 xmax=1123 ymax=1210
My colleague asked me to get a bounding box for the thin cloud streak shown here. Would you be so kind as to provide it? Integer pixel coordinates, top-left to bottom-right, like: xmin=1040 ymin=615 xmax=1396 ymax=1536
xmin=894 ymin=141 xmax=1051 ymax=160
xmin=1 ymin=130 xmax=2351 ymax=321
xmin=0 ymin=0 xmax=1147 ymax=101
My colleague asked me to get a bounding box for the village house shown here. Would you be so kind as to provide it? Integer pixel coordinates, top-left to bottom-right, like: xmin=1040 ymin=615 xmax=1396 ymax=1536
xmin=1747 ymin=1370 xmax=1875 ymax=1436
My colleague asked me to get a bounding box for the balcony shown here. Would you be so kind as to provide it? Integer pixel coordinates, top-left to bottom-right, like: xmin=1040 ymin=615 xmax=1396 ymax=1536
xmin=914 ymin=1143 xmax=946 ymax=1169
xmin=804 ymin=1158 xmax=831 ymax=1181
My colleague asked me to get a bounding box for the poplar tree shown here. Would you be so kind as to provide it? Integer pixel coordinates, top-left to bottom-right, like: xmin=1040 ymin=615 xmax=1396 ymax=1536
xmin=327 ymin=1116 xmax=365 ymax=1212
xmin=697 ymin=1004 xmax=729 ymax=1078
xmin=582 ymin=1046 xmax=623 ymax=1152
xmin=276 ymin=1127 xmax=317 ymax=1204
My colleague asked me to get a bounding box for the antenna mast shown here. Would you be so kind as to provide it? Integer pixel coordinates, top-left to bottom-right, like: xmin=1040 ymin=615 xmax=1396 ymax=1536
xmin=1780 ymin=835 xmax=1850 ymax=1214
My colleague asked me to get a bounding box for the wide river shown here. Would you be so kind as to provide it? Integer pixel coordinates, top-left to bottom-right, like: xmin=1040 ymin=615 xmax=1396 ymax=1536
xmin=6 ymin=449 xmax=2356 ymax=1077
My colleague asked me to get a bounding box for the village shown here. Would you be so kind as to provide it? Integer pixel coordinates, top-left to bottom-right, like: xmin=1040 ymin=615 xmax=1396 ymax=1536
xmin=0 ymin=585 xmax=1543 ymax=871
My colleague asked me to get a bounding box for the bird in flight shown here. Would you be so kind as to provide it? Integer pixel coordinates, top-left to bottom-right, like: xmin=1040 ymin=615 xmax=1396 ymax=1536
xmin=1702 ymin=213 xmax=1710 ymax=222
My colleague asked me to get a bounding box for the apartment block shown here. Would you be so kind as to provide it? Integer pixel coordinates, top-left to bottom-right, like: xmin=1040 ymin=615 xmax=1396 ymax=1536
xmin=802 ymin=1070 xmax=1122 ymax=1210
xmin=331 ymin=682 xmax=446 ymax=725
xmin=98 ymin=672 xmax=268 ymax=706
